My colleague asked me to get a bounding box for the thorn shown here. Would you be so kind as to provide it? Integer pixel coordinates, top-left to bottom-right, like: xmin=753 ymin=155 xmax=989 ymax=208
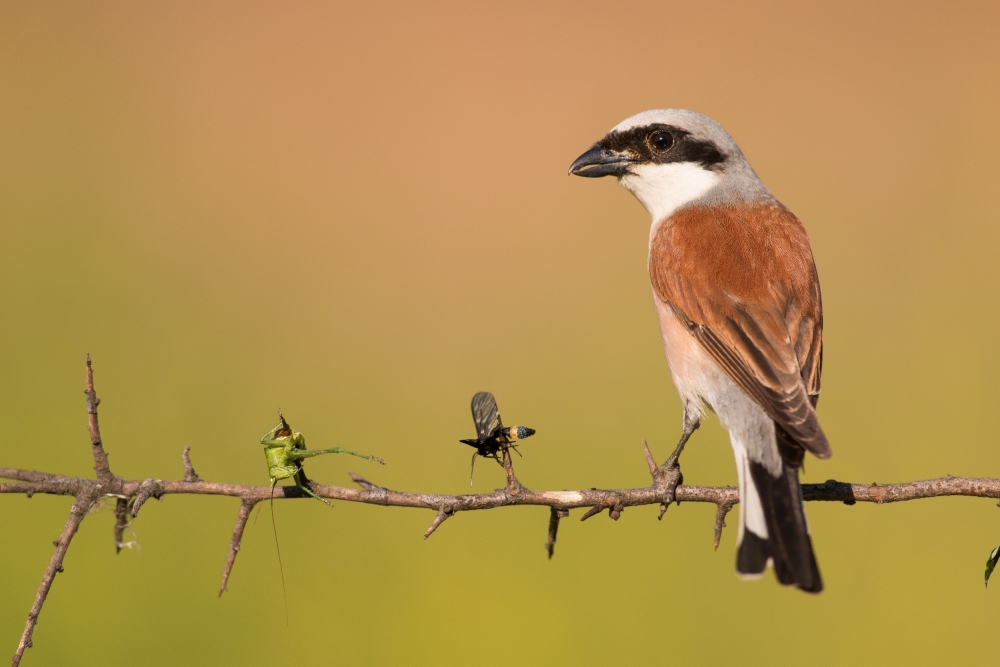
xmin=182 ymin=447 xmax=200 ymax=483
xmin=545 ymin=508 xmax=569 ymax=559
xmin=713 ymin=502 xmax=733 ymax=550
xmin=642 ymin=439 xmax=658 ymax=478
xmin=580 ymin=503 xmax=605 ymax=521
xmin=501 ymin=447 xmax=524 ymax=495
xmin=113 ymin=497 xmax=129 ymax=555
xmin=131 ymin=479 xmax=163 ymax=518
xmin=349 ymin=472 xmax=389 ymax=505
xmin=349 ymin=471 xmax=382 ymax=491
xmin=423 ymin=507 xmax=454 ymax=539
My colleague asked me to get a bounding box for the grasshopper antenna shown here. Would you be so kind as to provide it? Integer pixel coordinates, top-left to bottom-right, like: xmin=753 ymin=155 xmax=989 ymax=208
xmin=253 ymin=477 xmax=276 ymax=526
xmin=269 ymin=482 xmax=289 ymax=626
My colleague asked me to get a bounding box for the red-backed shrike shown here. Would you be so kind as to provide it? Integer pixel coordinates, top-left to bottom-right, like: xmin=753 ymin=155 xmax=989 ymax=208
xmin=570 ymin=109 xmax=830 ymax=593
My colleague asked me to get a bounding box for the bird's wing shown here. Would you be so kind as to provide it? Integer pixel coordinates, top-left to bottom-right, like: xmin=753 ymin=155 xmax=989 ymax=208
xmin=469 ymin=392 xmax=501 ymax=441
xmin=650 ymin=203 xmax=829 ymax=458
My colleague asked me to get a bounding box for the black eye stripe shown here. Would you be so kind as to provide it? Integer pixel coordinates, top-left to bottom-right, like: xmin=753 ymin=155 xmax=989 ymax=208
xmin=600 ymin=123 xmax=726 ymax=169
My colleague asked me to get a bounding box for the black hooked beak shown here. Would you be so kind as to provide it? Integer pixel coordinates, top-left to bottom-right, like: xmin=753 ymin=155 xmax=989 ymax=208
xmin=568 ymin=144 xmax=633 ymax=177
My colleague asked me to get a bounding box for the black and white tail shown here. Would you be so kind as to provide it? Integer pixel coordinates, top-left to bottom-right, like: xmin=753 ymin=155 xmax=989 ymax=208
xmin=734 ymin=423 xmax=822 ymax=593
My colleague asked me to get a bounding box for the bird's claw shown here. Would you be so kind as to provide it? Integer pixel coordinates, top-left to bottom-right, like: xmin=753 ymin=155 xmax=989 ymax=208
xmin=657 ymin=459 xmax=683 ymax=520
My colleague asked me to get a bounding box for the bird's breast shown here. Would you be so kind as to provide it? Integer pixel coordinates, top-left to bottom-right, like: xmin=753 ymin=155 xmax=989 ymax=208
xmin=652 ymin=295 xmax=725 ymax=408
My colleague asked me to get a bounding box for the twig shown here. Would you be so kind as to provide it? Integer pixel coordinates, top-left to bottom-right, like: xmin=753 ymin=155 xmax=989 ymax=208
xmin=12 ymin=497 xmax=89 ymax=666
xmin=84 ymin=354 xmax=112 ymax=485
xmin=219 ymin=499 xmax=257 ymax=597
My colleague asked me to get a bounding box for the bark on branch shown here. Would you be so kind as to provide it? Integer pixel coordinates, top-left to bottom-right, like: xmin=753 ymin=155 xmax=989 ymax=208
xmin=7 ymin=471 xmax=997 ymax=509
xmin=3 ymin=357 xmax=1000 ymax=665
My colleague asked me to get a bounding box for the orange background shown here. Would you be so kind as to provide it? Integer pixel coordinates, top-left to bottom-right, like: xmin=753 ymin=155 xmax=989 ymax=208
xmin=2 ymin=1 xmax=999 ymax=664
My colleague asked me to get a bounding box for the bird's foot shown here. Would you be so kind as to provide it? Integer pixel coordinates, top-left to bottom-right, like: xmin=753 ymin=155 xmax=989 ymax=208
xmin=656 ymin=457 xmax=684 ymax=520
xmin=654 ymin=422 xmax=697 ymax=519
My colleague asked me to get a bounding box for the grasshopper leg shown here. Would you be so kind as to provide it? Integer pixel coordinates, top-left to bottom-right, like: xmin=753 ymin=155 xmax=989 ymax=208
xmin=294 ymin=470 xmax=332 ymax=506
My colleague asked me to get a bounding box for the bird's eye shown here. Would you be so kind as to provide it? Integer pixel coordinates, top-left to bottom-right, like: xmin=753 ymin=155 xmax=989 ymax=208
xmin=648 ymin=131 xmax=674 ymax=152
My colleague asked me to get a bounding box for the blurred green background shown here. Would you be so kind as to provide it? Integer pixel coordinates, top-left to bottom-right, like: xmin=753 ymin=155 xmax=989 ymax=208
xmin=2 ymin=1 xmax=999 ymax=664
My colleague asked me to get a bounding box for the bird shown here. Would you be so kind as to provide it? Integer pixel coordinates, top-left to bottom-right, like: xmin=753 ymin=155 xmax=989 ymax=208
xmin=569 ymin=109 xmax=830 ymax=593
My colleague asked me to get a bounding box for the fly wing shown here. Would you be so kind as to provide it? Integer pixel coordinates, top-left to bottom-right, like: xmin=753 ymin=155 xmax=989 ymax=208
xmin=469 ymin=391 xmax=501 ymax=441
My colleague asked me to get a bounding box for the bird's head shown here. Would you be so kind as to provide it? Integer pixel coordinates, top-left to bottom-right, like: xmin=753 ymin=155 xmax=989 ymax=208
xmin=569 ymin=109 xmax=765 ymax=223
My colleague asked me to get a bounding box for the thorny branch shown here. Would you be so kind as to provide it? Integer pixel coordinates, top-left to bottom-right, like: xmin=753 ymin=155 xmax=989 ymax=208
xmin=4 ymin=359 xmax=1000 ymax=664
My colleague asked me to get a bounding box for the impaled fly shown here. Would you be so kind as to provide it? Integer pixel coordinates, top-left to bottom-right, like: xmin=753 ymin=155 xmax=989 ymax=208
xmin=459 ymin=391 xmax=535 ymax=486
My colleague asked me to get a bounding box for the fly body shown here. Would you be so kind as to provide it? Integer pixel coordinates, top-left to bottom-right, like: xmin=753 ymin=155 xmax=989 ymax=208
xmin=459 ymin=392 xmax=535 ymax=486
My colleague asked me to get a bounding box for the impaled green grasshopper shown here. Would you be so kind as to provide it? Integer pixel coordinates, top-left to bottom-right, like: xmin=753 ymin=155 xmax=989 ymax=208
xmin=258 ymin=413 xmax=386 ymax=624
xmin=260 ymin=412 xmax=385 ymax=504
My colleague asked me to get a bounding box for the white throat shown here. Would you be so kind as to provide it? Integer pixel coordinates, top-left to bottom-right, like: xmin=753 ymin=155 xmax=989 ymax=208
xmin=618 ymin=162 xmax=720 ymax=245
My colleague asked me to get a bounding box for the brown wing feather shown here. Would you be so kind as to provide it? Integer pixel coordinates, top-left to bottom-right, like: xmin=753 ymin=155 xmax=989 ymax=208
xmin=650 ymin=203 xmax=830 ymax=459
